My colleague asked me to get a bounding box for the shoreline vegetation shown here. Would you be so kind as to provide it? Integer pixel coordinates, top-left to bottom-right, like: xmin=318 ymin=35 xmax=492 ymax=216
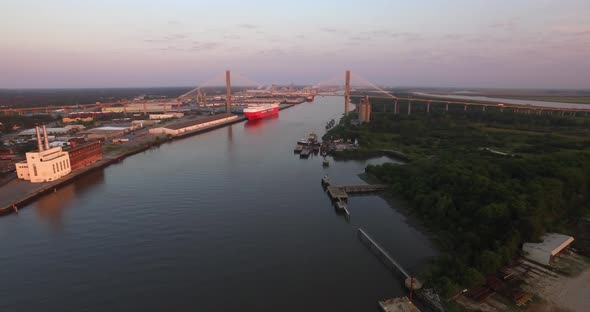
xmin=325 ymin=101 xmax=590 ymax=306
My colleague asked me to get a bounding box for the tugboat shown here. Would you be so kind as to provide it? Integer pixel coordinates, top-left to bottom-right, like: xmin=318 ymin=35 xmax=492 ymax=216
xmin=325 ymin=119 xmax=336 ymax=129
xmin=321 ymin=175 xmax=331 ymax=187
xmin=308 ymin=132 xmax=318 ymax=144
xmin=300 ymin=147 xmax=312 ymax=158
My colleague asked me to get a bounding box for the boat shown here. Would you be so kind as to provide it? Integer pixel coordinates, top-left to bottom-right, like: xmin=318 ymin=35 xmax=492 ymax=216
xmin=325 ymin=119 xmax=336 ymax=129
xmin=306 ymin=95 xmax=313 ymax=102
xmin=300 ymin=147 xmax=311 ymax=158
xmin=243 ymin=103 xmax=279 ymax=120
xmin=321 ymin=175 xmax=331 ymax=187
xmin=308 ymin=132 xmax=318 ymax=144
xmin=293 ymin=145 xmax=303 ymax=153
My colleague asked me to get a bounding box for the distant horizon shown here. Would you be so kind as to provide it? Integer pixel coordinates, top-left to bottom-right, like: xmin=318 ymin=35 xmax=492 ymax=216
xmin=2 ymin=85 xmax=590 ymax=92
xmin=2 ymin=0 xmax=589 ymax=89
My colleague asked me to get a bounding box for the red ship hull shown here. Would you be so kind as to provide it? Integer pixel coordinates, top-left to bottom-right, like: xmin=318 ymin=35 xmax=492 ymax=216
xmin=243 ymin=106 xmax=279 ymax=120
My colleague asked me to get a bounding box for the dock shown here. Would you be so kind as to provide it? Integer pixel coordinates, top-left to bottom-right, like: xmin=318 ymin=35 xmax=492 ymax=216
xmin=326 ymin=186 xmax=349 ymax=201
xmin=321 ymin=176 xmax=387 ymax=219
xmin=338 ymin=184 xmax=386 ymax=193
xmin=323 ymin=179 xmax=386 ymax=201
xmin=358 ymin=228 xmax=445 ymax=312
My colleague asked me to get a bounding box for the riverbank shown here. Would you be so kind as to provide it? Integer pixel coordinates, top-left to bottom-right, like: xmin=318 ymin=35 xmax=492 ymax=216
xmin=0 ymin=105 xmax=296 ymax=216
xmin=325 ymin=110 xmax=590 ymax=306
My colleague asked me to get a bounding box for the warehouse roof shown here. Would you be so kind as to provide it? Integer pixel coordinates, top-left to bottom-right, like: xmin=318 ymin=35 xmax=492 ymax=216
xmin=19 ymin=127 xmax=70 ymax=136
xmin=163 ymin=113 xmax=234 ymax=130
xmin=523 ymin=233 xmax=574 ymax=255
xmin=85 ymin=126 xmax=128 ymax=132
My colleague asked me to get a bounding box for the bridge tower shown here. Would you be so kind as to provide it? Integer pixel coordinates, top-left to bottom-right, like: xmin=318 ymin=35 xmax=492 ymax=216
xmin=226 ymin=70 xmax=232 ymax=113
xmin=344 ymin=70 xmax=351 ymax=114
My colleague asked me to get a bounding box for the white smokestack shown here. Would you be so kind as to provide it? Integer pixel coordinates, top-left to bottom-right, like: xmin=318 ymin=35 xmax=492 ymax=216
xmin=35 ymin=125 xmax=43 ymax=152
xmin=42 ymin=123 xmax=50 ymax=150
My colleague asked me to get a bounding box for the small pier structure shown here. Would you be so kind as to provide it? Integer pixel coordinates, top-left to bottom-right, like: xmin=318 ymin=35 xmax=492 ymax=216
xmin=357 ymin=228 xmax=411 ymax=279
xmin=321 ymin=176 xmax=387 ymax=218
xmin=339 ymin=184 xmax=386 ymax=193
xmin=358 ymin=228 xmax=445 ymax=312
xmin=327 ymin=186 xmax=349 ymax=202
xmin=325 ymin=184 xmax=386 ymax=201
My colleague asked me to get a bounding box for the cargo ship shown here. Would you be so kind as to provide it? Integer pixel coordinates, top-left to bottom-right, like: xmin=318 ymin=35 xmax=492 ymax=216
xmin=243 ymin=103 xmax=279 ymax=120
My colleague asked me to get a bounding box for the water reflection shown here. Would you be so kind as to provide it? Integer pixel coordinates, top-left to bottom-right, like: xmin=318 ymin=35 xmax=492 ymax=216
xmin=33 ymin=170 xmax=105 ymax=230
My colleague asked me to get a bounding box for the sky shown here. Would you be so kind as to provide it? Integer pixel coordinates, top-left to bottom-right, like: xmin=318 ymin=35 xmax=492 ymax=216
xmin=1 ymin=0 xmax=590 ymax=89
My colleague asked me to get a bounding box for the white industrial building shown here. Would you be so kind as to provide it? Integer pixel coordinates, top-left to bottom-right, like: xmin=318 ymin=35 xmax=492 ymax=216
xmin=15 ymin=125 xmax=71 ymax=183
xmin=149 ymin=114 xmax=238 ymax=136
xmin=522 ymin=233 xmax=574 ymax=266
xmin=149 ymin=113 xmax=184 ymax=120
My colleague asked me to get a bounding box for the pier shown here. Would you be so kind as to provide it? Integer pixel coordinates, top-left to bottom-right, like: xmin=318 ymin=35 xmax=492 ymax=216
xmin=358 ymin=228 xmax=446 ymax=311
xmin=326 ymin=186 xmax=349 ymax=201
xmin=338 ymin=184 xmax=386 ymax=193
xmin=357 ymin=228 xmax=411 ymax=279
xmin=323 ymin=178 xmax=386 ymax=201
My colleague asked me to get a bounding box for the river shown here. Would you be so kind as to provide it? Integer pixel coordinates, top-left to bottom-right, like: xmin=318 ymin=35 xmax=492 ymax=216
xmin=414 ymin=92 xmax=590 ymax=109
xmin=0 ymin=96 xmax=436 ymax=312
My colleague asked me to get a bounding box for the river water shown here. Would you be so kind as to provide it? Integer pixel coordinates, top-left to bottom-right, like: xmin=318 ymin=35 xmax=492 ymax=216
xmin=414 ymin=92 xmax=590 ymax=109
xmin=0 ymin=96 xmax=435 ymax=312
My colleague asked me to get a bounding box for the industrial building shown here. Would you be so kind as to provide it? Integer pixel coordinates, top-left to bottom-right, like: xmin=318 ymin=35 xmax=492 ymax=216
xmin=63 ymin=116 xmax=93 ymax=123
xmin=522 ymin=233 xmax=574 ymax=266
xmin=16 ymin=125 xmax=72 ymax=183
xmin=79 ymin=126 xmax=129 ymax=140
xmin=19 ymin=127 xmax=71 ymax=137
xmin=68 ymin=141 xmax=102 ymax=171
xmin=149 ymin=114 xmax=238 ymax=136
xmin=149 ymin=112 xmax=184 ymax=120
xmin=131 ymin=120 xmax=159 ymax=128
xmin=101 ymin=102 xmax=184 ymax=113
